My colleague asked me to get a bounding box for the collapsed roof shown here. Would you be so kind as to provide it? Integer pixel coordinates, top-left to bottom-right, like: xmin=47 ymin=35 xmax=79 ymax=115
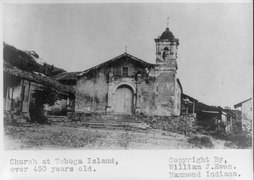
xmin=3 ymin=42 xmax=74 ymax=95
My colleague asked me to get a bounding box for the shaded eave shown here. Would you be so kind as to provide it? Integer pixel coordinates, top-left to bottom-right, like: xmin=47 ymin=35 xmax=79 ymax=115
xmin=4 ymin=63 xmax=75 ymax=95
xmin=182 ymin=93 xmax=199 ymax=103
xmin=234 ymin=98 xmax=252 ymax=108
xmin=182 ymin=94 xmax=221 ymax=112
xmin=201 ymin=110 xmax=219 ymax=114
xmin=182 ymin=94 xmax=235 ymax=117
xmin=78 ymin=53 xmax=155 ymax=77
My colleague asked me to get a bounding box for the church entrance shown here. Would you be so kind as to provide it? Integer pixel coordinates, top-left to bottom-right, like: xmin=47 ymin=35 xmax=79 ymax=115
xmin=114 ymin=85 xmax=134 ymax=114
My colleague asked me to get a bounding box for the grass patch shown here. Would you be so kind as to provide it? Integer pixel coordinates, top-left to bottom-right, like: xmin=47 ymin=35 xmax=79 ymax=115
xmin=5 ymin=125 xmax=102 ymax=149
xmin=117 ymin=132 xmax=134 ymax=149
xmin=187 ymin=136 xmax=214 ymax=148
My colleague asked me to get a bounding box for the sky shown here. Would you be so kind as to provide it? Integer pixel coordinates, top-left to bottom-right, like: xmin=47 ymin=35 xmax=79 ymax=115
xmin=2 ymin=2 xmax=253 ymax=108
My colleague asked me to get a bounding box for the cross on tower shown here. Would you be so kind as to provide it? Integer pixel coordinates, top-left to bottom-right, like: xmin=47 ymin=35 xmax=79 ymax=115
xmin=166 ymin=17 xmax=170 ymax=28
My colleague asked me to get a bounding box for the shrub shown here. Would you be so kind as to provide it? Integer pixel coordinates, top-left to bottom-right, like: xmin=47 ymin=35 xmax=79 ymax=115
xmin=140 ymin=115 xmax=194 ymax=135
xmin=200 ymin=136 xmax=213 ymax=147
xmin=187 ymin=136 xmax=214 ymax=148
xmin=225 ymin=132 xmax=252 ymax=149
xmin=30 ymin=87 xmax=59 ymax=124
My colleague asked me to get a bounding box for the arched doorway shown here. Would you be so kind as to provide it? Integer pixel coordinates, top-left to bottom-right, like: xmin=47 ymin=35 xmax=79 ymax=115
xmin=114 ymin=85 xmax=134 ymax=114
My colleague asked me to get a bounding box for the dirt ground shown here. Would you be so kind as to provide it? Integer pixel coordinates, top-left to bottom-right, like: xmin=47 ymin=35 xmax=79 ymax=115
xmin=4 ymin=121 xmax=229 ymax=150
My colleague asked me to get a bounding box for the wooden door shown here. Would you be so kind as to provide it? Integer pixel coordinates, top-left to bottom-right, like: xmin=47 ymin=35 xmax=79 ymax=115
xmin=114 ymin=86 xmax=133 ymax=114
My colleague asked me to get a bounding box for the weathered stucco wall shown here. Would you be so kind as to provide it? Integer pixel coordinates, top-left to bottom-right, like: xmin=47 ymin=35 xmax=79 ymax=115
xmin=75 ymin=57 xmax=153 ymax=114
xmin=75 ymin=69 xmax=108 ymax=113
xmin=174 ymin=80 xmax=182 ymax=116
xmin=75 ymin=55 xmax=182 ymax=116
xmin=242 ymin=100 xmax=252 ymax=120
xmin=136 ymin=69 xmax=180 ymax=116
xmin=142 ymin=70 xmax=177 ymax=116
xmin=241 ymin=99 xmax=252 ymax=132
xmin=111 ymin=60 xmax=142 ymax=77
xmin=136 ymin=76 xmax=156 ymax=115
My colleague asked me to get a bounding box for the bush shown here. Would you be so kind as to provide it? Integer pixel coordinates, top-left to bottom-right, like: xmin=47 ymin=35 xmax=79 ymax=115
xmin=187 ymin=136 xmax=214 ymax=148
xmin=225 ymin=132 xmax=252 ymax=149
xmin=30 ymin=105 xmax=48 ymax=124
xmin=212 ymin=130 xmax=229 ymax=140
xmin=30 ymin=87 xmax=59 ymax=124
xmin=140 ymin=115 xmax=194 ymax=135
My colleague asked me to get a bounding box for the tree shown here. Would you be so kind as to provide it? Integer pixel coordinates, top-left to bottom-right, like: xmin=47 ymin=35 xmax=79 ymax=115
xmin=30 ymin=86 xmax=59 ymax=124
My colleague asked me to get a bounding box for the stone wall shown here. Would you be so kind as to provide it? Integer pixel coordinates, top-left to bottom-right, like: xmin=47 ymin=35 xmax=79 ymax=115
xmin=67 ymin=112 xmax=196 ymax=135
xmin=140 ymin=114 xmax=196 ymax=135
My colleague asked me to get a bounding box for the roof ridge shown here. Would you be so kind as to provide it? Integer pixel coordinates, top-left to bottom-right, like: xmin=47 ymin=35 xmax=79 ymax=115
xmin=78 ymin=53 xmax=155 ymax=77
xmin=234 ymin=98 xmax=252 ymax=108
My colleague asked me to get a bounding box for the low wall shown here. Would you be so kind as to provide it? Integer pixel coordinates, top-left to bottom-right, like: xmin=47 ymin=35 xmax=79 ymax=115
xmin=135 ymin=114 xmax=196 ymax=136
xmin=67 ymin=112 xmax=196 ymax=135
xmin=67 ymin=112 xmax=105 ymax=122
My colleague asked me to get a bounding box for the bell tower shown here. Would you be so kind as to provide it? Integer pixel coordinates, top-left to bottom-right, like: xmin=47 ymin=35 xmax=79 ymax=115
xmin=154 ymin=26 xmax=179 ymax=69
xmin=151 ymin=23 xmax=181 ymax=116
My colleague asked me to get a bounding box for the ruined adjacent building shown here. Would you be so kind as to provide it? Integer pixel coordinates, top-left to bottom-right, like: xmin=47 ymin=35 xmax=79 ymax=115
xmin=3 ymin=43 xmax=75 ymax=120
xmin=181 ymin=93 xmax=238 ymax=135
xmin=75 ymin=27 xmax=182 ymax=116
xmin=234 ymin=98 xmax=253 ymax=132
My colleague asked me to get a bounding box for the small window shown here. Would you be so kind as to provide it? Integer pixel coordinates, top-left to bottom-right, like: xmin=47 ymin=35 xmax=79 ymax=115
xmin=164 ymin=47 xmax=169 ymax=51
xmin=122 ymin=67 xmax=128 ymax=76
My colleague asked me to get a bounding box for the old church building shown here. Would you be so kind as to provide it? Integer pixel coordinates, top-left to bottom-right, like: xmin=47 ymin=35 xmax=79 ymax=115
xmin=75 ymin=27 xmax=182 ymax=116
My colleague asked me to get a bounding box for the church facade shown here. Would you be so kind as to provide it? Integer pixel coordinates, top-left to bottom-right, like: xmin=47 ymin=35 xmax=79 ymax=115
xmin=75 ymin=27 xmax=182 ymax=116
